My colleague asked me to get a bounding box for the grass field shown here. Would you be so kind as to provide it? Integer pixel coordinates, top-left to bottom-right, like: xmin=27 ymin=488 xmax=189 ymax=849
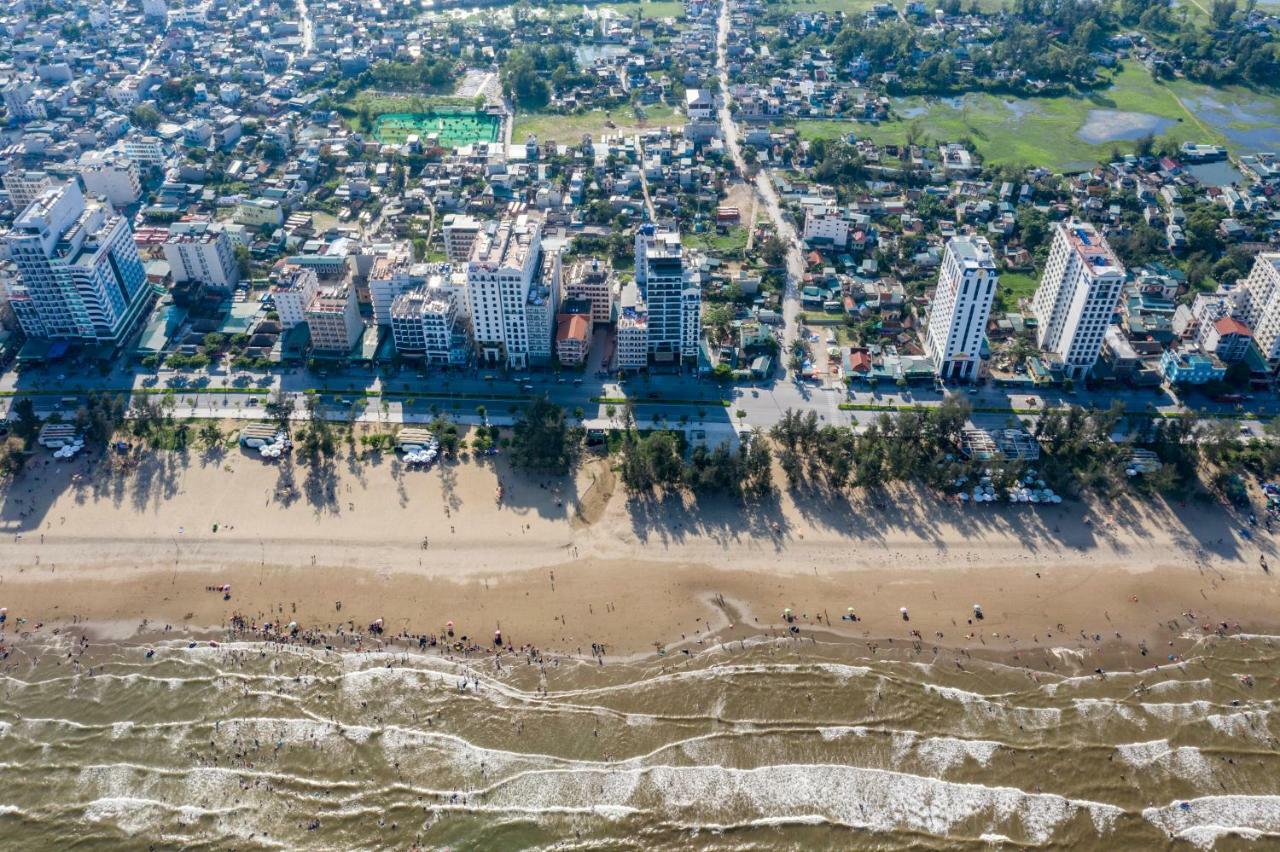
xmin=372 ymin=110 xmax=500 ymax=147
xmin=513 ymin=104 xmax=678 ymax=145
xmin=682 ymin=225 xmax=749 ymax=256
xmin=585 ymin=0 xmax=686 ymax=17
xmin=775 ymin=0 xmax=1007 ymax=12
xmin=338 ymin=90 xmax=478 ymax=134
xmin=993 ymin=271 xmax=1039 ymax=313
xmin=792 ymin=65 xmax=1242 ymax=171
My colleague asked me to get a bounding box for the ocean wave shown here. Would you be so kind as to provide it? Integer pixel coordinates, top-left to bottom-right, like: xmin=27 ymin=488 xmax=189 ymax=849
xmin=456 ymin=763 xmax=1124 ymax=844
xmin=1072 ymin=698 xmax=1145 ymax=727
xmin=923 ymin=684 xmax=1063 ymax=729
xmin=1114 ymin=740 xmax=1216 ymax=787
xmin=1206 ymin=710 xmax=1273 ymax=742
xmin=1143 ymin=795 xmax=1280 ymax=849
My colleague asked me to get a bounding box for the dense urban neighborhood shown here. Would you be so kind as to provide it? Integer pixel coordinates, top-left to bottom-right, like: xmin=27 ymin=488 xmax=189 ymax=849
xmin=0 ymin=0 xmax=1278 ymax=476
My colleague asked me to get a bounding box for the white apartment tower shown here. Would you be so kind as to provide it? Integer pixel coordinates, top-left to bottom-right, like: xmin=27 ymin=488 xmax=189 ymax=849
xmin=390 ymin=288 xmax=467 ymax=365
xmin=1233 ymin=253 xmax=1280 ymax=369
xmin=122 ymin=135 xmax=167 ymax=169
xmin=1031 ymin=221 xmax=1126 ymax=380
xmin=465 ymin=216 xmax=542 ymax=369
xmin=925 ymin=235 xmax=998 ymax=382
xmin=564 ymin=257 xmax=615 ymax=325
xmin=79 ymin=153 xmax=143 ymax=207
xmin=526 ymin=251 xmax=561 ymax=367
xmin=3 ymin=171 xmax=56 ymax=211
xmin=367 ymin=242 xmax=419 ymax=326
xmin=163 ymin=227 xmax=239 ymax=289
xmin=635 ymin=223 xmax=697 ymax=363
xmin=305 ymin=284 xmax=363 ymax=354
xmin=442 ymin=214 xmax=483 ymax=263
xmin=4 ymin=181 xmax=150 ymax=345
xmin=2 ymin=81 xmax=44 ymax=122
xmin=615 ymin=280 xmax=649 ymax=371
xmin=269 ymin=265 xmax=319 ymax=330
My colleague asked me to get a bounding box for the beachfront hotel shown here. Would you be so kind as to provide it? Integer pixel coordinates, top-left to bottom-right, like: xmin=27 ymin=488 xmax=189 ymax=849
xmin=1031 ymin=220 xmax=1126 ymax=380
xmin=465 ymin=214 xmax=542 ymax=370
xmin=304 ymin=282 xmax=362 ymax=354
xmin=634 ymin=223 xmax=699 ymax=365
xmin=1232 ymin=253 xmax=1280 ymax=371
xmin=4 ymin=180 xmax=150 ymax=346
xmin=269 ymin=264 xmax=319 ymax=330
xmin=390 ymin=287 xmax=468 ymax=365
xmin=615 ymin=279 xmax=649 ymax=372
xmin=563 ymin=257 xmax=616 ymax=327
xmin=924 ymin=235 xmax=998 ymax=383
xmin=366 ymin=241 xmax=418 ymax=327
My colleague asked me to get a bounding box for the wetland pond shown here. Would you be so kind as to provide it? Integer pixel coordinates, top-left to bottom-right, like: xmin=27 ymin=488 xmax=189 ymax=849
xmin=1076 ymin=110 xmax=1177 ymax=144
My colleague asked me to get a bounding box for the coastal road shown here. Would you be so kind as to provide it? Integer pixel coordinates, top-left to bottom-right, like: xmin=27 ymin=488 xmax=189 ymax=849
xmin=11 ymin=358 xmax=1274 ymax=442
xmin=716 ymin=0 xmax=804 ymax=356
xmin=42 ymin=383 xmax=1267 ymax=450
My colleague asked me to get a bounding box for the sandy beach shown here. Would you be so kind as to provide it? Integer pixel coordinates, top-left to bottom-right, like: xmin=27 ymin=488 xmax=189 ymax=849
xmin=0 ymin=437 xmax=1277 ymax=663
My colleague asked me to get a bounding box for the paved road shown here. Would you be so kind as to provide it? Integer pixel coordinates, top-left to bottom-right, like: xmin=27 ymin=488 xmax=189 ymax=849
xmin=717 ymin=0 xmax=804 ymax=355
xmin=8 ymin=357 xmax=1274 ymax=443
xmin=636 ymin=138 xmax=658 ymax=221
xmin=297 ymin=0 xmax=315 ymax=55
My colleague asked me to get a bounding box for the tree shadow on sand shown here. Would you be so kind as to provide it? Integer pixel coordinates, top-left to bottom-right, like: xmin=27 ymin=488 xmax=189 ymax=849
xmin=624 ymin=486 xmax=792 ymax=553
xmin=302 ymin=455 xmax=341 ymax=513
xmin=127 ymin=450 xmax=185 ymax=512
xmin=270 ymin=457 xmax=301 ymax=507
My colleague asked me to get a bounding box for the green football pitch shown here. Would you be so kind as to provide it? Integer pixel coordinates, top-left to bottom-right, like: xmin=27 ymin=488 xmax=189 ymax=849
xmin=372 ymin=111 xmax=500 ymax=147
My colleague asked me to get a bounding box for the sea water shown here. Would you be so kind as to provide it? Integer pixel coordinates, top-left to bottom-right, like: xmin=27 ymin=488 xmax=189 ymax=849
xmin=1 ymin=629 xmax=1278 ymax=849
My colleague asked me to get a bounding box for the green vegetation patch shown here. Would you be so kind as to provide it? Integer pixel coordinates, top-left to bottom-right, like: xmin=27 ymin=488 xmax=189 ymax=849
xmin=513 ymin=104 xmax=677 ymax=145
xmin=582 ymin=0 xmax=686 ymax=18
xmin=792 ymin=66 xmax=1238 ymax=171
xmin=682 ymin=226 xmax=749 ymax=256
xmin=993 ymin=271 xmax=1039 ymax=313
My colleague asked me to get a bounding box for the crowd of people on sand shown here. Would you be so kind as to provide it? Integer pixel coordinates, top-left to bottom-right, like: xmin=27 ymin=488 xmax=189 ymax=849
xmin=222 ymin=611 xmax=555 ymax=669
